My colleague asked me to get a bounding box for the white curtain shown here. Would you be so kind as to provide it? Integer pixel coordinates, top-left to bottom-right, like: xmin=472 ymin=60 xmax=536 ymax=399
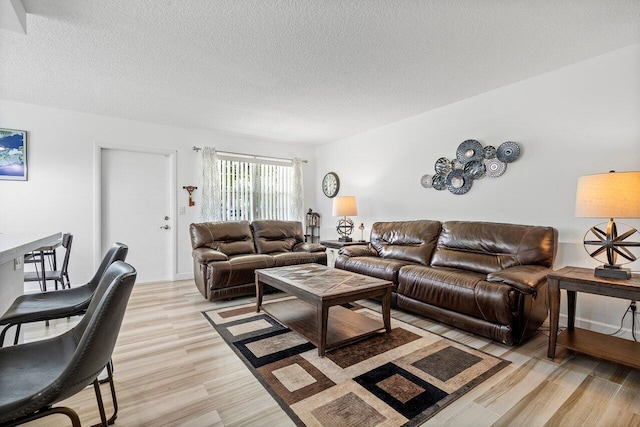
xmin=290 ymin=158 xmax=305 ymax=223
xmin=200 ymin=147 xmax=222 ymax=222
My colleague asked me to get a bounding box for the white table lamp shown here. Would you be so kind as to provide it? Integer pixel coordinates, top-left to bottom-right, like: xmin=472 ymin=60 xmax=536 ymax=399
xmin=333 ymin=196 xmax=357 ymax=242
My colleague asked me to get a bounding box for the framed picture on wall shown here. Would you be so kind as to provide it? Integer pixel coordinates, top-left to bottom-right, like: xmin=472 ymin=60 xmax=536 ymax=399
xmin=0 ymin=128 xmax=27 ymax=180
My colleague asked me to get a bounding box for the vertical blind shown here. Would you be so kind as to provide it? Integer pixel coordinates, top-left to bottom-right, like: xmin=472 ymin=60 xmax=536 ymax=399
xmin=218 ymin=158 xmax=295 ymax=221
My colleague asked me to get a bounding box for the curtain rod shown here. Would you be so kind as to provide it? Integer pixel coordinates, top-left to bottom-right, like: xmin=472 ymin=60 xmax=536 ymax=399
xmin=192 ymin=146 xmax=307 ymax=163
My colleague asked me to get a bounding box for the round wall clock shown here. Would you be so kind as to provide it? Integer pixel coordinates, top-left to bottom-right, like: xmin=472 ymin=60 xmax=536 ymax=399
xmin=322 ymin=172 xmax=340 ymax=198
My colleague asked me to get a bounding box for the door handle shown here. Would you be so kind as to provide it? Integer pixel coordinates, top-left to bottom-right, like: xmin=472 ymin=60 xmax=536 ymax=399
xmin=160 ymin=225 xmax=170 ymax=230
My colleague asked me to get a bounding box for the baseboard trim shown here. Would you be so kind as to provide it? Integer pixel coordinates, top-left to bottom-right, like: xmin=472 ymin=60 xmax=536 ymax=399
xmin=174 ymin=272 xmax=194 ymax=281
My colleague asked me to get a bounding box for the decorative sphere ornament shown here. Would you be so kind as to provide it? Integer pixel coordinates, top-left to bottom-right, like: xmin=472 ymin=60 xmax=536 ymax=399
xmin=336 ymin=218 xmax=355 ymax=241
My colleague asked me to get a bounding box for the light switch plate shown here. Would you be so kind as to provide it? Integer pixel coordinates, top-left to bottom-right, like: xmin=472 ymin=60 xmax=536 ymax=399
xmin=14 ymin=256 xmax=23 ymax=270
xmin=179 ymin=206 xmax=186 ymax=215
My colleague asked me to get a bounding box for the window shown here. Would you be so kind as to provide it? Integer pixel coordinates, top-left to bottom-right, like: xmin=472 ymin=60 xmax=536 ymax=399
xmin=200 ymin=148 xmax=304 ymax=223
xmin=217 ymin=155 xmax=296 ymax=221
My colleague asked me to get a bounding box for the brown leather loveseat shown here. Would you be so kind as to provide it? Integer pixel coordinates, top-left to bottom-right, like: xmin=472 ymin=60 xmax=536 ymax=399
xmin=336 ymin=220 xmax=558 ymax=345
xmin=190 ymin=220 xmax=327 ymax=301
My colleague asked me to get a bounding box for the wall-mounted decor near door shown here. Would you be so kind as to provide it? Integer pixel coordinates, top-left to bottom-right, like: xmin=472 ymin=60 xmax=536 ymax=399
xmin=183 ymin=186 xmax=198 ymax=206
xmin=420 ymin=140 xmax=521 ymax=195
xmin=0 ymin=128 xmax=27 ymax=180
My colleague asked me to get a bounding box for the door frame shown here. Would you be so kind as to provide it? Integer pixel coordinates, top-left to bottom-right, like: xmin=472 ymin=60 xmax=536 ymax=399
xmin=93 ymin=142 xmax=178 ymax=281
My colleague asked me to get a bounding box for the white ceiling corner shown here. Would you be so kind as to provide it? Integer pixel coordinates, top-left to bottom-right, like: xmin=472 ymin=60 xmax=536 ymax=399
xmin=0 ymin=0 xmax=639 ymax=145
xmin=0 ymin=0 xmax=27 ymax=34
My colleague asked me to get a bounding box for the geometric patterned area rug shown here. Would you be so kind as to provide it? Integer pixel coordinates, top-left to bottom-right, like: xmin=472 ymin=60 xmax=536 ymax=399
xmin=203 ymin=298 xmax=509 ymax=427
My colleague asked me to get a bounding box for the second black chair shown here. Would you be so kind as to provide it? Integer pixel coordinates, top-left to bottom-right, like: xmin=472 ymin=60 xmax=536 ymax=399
xmin=0 ymin=242 xmax=128 ymax=347
xmin=24 ymin=233 xmax=73 ymax=291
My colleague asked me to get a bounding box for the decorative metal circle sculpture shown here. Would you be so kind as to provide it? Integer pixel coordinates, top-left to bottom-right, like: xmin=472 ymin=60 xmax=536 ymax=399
xmin=451 ymin=160 xmax=465 ymax=170
xmin=464 ymin=160 xmax=485 ymax=179
xmin=484 ymin=158 xmax=507 ymax=177
xmin=446 ymin=170 xmax=472 ymax=195
xmin=496 ymin=141 xmax=520 ymax=163
xmin=456 ymin=140 xmax=483 ymax=164
xmin=434 ymin=157 xmax=451 ymax=174
xmin=483 ymin=145 xmax=496 ymax=159
xmin=423 ymin=139 xmax=521 ymax=195
xmin=432 ymin=173 xmax=447 ymax=190
xmin=336 ymin=218 xmax=355 ymax=239
xmin=420 ymin=174 xmax=433 ymax=188
xmin=583 ymin=221 xmax=640 ymax=267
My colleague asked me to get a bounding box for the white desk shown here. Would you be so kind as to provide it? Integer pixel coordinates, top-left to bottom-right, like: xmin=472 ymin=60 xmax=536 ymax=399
xmin=0 ymin=232 xmax=62 ymax=343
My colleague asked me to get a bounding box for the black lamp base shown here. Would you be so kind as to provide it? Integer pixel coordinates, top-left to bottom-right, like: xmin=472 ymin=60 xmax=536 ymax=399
xmin=338 ymin=237 xmax=353 ymax=242
xmin=595 ymin=265 xmax=632 ymax=280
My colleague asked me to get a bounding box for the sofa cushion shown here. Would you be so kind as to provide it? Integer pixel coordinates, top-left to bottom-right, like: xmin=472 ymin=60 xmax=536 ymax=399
xmin=335 ymin=256 xmax=418 ymax=289
xmin=252 ymin=220 xmax=304 ymax=254
xmin=293 ymin=242 xmax=326 ymax=253
xmin=370 ymin=220 xmax=441 ymax=265
xmin=271 ymin=251 xmax=316 ymax=267
xmin=398 ymin=265 xmax=517 ymax=326
xmin=430 ymin=221 xmax=558 ymax=274
xmin=190 ymin=221 xmax=256 ymax=256
xmin=206 ymin=254 xmax=274 ymax=290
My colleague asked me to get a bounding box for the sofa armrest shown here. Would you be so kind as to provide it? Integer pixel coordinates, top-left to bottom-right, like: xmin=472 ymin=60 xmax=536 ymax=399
xmin=487 ymin=265 xmax=552 ymax=295
xmin=192 ymin=248 xmax=229 ymax=264
xmin=339 ymin=245 xmax=377 ymax=257
xmin=293 ymin=242 xmax=326 ymax=253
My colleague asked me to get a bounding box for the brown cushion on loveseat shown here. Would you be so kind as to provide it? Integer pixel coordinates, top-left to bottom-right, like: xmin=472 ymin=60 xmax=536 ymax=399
xmin=190 ymin=220 xmax=255 ymax=256
xmin=252 ymin=220 xmax=304 ymax=254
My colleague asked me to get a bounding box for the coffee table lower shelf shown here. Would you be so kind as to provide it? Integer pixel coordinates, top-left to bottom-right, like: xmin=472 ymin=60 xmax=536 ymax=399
xmin=556 ymin=328 xmax=640 ymax=369
xmin=263 ymin=298 xmax=386 ymax=354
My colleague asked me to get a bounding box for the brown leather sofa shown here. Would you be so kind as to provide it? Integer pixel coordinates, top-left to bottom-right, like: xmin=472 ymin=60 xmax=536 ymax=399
xmin=190 ymin=220 xmax=327 ymax=301
xmin=336 ymin=220 xmax=558 ymax=345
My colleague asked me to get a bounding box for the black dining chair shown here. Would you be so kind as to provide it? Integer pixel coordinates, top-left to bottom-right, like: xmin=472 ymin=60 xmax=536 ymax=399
xmin=0 ymin=260 xmax=137 ymax=427
xmin=24 ymin=233 xmax=73 ymax=291
xmin=0 ymin=242 xmax=128 ymax=347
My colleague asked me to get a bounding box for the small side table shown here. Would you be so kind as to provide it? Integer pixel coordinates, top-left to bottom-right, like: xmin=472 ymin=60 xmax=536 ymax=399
xmin=320 ymin=240 xmax=368 ymax=268
xmin=547 ymin=266 xmax=640 ymax=369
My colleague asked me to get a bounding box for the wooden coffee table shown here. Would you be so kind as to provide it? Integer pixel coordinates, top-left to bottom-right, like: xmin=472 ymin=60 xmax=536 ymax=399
xmin=255 ymin=264 xmax=392 ymax=356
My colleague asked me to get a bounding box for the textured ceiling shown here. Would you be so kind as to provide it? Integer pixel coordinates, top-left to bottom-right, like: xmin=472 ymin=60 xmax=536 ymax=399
xmin=1 ymin=1 xmax=639 ymax=145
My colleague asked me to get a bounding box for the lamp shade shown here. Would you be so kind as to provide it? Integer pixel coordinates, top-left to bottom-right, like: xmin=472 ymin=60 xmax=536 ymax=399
xmin=332 ymin=196 xmax=357 ymax=217
xmin=575 ymin=171 xmax=640 ymax=218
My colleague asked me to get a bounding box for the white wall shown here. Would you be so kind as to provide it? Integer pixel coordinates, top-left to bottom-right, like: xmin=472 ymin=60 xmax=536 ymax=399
xmin=314 ymin=43 xmax=640 ymax=334
xmin=0 ymin=101 xmax=316 ymax=282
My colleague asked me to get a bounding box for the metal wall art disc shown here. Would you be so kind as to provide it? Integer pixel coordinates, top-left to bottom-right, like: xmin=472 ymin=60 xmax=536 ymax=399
xmin=446 ymin=170 xmax=472 ymax=195
xmin=451 ymin=159 xmax=464 ymax=170
xmin=483 ymin=145 xmax=496 ymax=159
xmin=435 ymin=157 xmax=452 ymax=174
xmin=484 ymin=158 xmax=507 ymax=177
xmin=432 ymin=173 xmax=447 ymax=190
xmin=464 ymin=160 xmax=485 ymax=179
xmin=496 ymin=141 xmax=520 ymax=163
xmin=420 ymin=174 xmax=433 ymax=188
xmin=456 ymin=140 xmax=483 ymax=164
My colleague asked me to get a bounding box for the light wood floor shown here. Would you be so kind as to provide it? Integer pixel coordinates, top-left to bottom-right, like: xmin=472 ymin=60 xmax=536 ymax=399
xmin=19 ymin=279 xmax=640 ymax=426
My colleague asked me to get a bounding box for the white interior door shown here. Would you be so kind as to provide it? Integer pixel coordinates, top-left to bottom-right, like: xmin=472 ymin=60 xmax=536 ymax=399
xmin=101 ymin=148 xmax=172 ymax=283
